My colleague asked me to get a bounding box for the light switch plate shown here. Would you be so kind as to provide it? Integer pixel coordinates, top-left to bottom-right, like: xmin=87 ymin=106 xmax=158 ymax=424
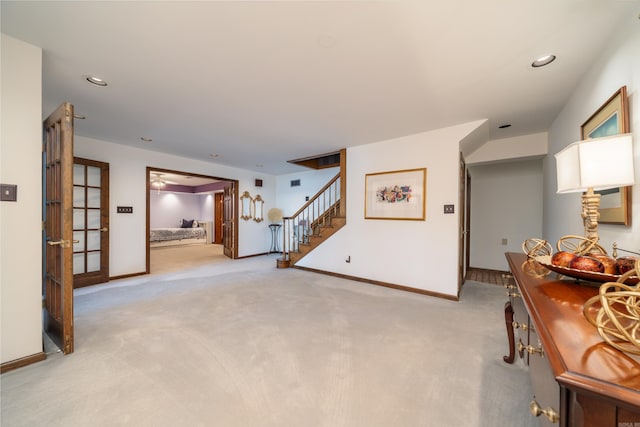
xmin=1 ymin=184 xmax=17 ymax=202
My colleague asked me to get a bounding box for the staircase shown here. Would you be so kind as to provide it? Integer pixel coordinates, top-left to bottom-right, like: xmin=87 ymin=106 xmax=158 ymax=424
xmin=277 ymin=172 xmax=346 ymax=268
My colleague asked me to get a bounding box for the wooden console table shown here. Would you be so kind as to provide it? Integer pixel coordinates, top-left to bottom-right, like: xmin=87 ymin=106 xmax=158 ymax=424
xmin=503 ymin=252 xmax=640 ymax=426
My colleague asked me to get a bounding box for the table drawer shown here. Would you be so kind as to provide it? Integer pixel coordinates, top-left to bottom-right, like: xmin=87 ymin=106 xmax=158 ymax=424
xmin=511 ymin=287 xmax=530 ymax=364
xmin=527 ymin=329 xmax=560 ymax=426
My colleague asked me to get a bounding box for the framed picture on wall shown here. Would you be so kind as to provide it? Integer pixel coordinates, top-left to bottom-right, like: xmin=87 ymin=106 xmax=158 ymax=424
xmin=364 ymin=168 xmax=426 ymax=220
xmin=581 ymin=86 xmax=631 ymax=225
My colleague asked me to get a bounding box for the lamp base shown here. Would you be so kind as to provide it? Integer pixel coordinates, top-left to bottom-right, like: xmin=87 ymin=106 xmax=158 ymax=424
xmin=581 ymin=188 xmax=601 ymax=242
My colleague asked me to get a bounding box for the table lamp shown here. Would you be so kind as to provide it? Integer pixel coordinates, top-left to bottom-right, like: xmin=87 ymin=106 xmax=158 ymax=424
xmin=555 ymin=133 xmax=634 ymax=242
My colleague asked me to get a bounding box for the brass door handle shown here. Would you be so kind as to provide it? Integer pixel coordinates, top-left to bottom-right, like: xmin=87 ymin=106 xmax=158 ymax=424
xmin=100 ymin=227 xmax=108 ymax=232
xmin=47 ymin=239 xmax=79 ymax=248
xmin=530 ymin=399 xmax=559 ymax=423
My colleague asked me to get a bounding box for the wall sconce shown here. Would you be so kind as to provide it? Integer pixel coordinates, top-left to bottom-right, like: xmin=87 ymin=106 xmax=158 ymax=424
xmin=555 ymin=133 xmax=634 ymax=242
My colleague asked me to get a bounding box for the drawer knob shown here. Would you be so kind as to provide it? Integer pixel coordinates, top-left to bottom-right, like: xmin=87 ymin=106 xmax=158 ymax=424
xmin=507 ymin=291 xmax=521 ymax=298
xmin=512 ymin=321 xmax=530 ymax=331
xmin=530 ymin=399 xmax=559 ymax=423
xmin=517 ymin=340 xmax=544 ymax=357
xmin=501 ymin=273 xmax=514 ymax=287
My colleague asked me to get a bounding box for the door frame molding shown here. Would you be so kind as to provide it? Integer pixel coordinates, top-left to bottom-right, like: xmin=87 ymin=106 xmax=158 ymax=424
xmin=145 ymin=167 xmax=238 ymax=273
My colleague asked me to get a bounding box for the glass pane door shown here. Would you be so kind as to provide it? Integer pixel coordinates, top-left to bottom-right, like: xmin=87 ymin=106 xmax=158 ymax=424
xmin=72 ymin=157 xmax=109 ymax=287
xmin=73 ymin=164 xmax=102 ymax=274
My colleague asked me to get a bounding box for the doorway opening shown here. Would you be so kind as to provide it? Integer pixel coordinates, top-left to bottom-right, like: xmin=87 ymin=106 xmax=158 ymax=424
xmin=145 ymin=167 xmax=238 ymax=275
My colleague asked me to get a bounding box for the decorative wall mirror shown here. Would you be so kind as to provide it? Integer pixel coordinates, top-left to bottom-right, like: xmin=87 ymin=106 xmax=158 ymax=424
xmin=240 ymin=191 xmax=252 ymax=220
xmin=253 ymin=195 xmax=264 ymax=223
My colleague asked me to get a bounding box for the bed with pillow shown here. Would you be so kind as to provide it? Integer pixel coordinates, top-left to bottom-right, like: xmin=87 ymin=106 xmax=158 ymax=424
xmin=150 ymin=219 xmax=206 ymax=243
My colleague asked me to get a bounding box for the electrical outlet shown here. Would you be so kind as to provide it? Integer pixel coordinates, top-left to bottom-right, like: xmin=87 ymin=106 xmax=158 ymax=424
xmin=502 ymin=238 xmax=508 ymax=245
xmin=444 ymin=204 xmax=454 ymax=214
xmin=117 ymin=206 xmax=133 ymax=214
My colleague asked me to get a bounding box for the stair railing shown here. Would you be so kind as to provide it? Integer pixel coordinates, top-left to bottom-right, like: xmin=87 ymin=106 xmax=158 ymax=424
xmin=281 ymin=173 xmax=341 ymax=264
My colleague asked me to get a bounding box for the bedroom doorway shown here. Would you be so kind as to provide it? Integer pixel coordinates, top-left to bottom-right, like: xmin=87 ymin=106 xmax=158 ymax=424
xmin=145 ymin=167 xmax=238 ymax=274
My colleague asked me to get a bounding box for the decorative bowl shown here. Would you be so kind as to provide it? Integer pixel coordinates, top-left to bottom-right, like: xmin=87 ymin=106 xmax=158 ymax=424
xmin=534 ymin=255 xmax=639 ymax=285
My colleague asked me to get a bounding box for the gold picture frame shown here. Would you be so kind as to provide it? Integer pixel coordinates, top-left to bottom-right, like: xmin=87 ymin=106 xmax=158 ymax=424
xmin=364 ymin=168 xmax=426 ymax=220
xmin=580 ymin=86 xmax=631 ymax=225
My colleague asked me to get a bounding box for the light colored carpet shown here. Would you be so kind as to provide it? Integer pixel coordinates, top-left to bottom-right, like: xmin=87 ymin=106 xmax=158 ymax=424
xmin=1 ymin=255 xmax=537 ymax=427
xmin=150 ymin=243 xmax=227 ymax=275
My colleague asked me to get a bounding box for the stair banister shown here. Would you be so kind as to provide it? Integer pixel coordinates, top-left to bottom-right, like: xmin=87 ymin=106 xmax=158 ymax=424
xmin=280 ymin=172 xmax=341 ymax=266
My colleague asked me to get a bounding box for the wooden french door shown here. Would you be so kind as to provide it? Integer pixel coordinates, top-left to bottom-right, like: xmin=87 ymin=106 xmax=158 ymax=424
xmin=214 ymin=192 xmax=224 ymax=244
xmin=223 ymin=183 xmax=237 ymax=258
xmin=458 ymin=154 xmax=467 ymax=294
xmin=43 ymin=102 xmax=75 ymax=354
xmin=73 ymin=157 xmax=109 ymax=288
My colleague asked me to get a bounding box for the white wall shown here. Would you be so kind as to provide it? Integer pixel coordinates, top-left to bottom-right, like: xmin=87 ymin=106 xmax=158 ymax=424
xmin=0 ymin=35 xmax=43 ymax=364
xmin=468 ymin=160 xmax=543 ymax=271
xmin=150 ymin=191 xmax=209 ymax=228
xmin=275 ymin=167 xmax=340 ymax=218
xmin=200 ymin=193 xmax=215 ymax=226
xmin=544 ymin=14 xmax=640 ymax=254
xmin=75 ymin=136 xmax=277 ymax=276
xmin=466 ymin=132 xmax=548 ymax=165
xmin=295 ymin=122 xmax=483 ymax=297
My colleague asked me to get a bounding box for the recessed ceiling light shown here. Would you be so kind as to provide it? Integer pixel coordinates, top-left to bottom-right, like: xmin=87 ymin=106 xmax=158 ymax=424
xmin=498 ymin=124 xmax=512 ymax=129
xmin=140 ymin=137 xmax=153 ymax=142
xmin=531 ymin=54 xmax=556 ymax=68
xmin=85 ymin=75 xmax=108 ymax=86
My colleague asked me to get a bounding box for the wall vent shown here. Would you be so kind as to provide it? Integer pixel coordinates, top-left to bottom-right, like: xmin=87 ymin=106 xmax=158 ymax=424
xmin=287 ymin=150 xmax=342 ymax=170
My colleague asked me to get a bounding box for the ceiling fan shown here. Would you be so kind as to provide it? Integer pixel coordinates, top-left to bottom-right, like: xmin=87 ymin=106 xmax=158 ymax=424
xmin=150 ymin=172 xmax=178 ymax=191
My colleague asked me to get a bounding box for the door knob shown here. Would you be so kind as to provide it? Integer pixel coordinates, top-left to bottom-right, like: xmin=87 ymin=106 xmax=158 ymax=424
xmin=47 ymin=239 xmax=78 ymax=248
xmin=100 ymin=227 xmax=108 ymax=232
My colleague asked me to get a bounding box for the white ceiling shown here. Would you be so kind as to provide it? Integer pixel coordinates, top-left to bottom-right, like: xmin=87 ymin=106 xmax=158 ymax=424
xmin=2 ymin=1 xmax=638 ymax=174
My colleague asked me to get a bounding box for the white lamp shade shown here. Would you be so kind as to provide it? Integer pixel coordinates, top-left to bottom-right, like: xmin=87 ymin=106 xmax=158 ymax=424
xmin=555 ymin=133 xmax=634 ymax=193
